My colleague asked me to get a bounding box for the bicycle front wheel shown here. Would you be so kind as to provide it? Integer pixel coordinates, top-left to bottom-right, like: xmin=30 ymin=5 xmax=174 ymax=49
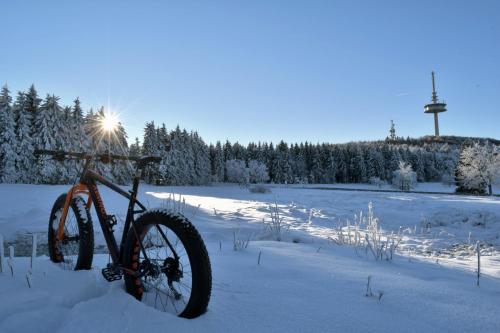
xmin=48 ymin=194 xmax=94 ymax=270
xmin=123 ymin=210 xmax=212 ymax=318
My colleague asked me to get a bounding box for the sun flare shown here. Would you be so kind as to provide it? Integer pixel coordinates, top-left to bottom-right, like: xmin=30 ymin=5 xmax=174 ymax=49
xmin=100 ymin=111 xmax=119 ymax=132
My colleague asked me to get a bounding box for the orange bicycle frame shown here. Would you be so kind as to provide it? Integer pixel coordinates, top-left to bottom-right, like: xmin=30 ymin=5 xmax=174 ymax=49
xmin=56 ymin=183 xmax=93 ymax=241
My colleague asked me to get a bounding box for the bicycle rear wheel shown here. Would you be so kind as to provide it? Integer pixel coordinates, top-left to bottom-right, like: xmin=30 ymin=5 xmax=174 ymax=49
xmin=48 ymin=194 xmax=94 ymax=270
xmin=123 ymin=210 xmax=212 ymax=318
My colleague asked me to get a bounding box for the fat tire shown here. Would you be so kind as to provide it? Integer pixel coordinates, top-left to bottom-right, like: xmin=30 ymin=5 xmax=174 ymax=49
xmin=48 ymin=193 xmax=94 ymax=270
xmin=123 ymin=210 xmax=212 ymax=318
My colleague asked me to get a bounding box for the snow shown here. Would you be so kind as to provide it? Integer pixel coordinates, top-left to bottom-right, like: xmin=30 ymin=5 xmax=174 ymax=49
xmin=287 ymin=181 xmax=500 ymax=194
xmin=1 ymin=183 xmax=500 ymax=332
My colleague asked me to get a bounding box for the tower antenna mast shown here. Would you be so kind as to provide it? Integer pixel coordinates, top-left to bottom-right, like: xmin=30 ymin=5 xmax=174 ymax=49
xmin=424 ymin=71 xmax=447 ymax=137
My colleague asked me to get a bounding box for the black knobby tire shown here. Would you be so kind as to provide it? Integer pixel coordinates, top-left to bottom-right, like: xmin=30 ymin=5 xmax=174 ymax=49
xmin=48 ymin=193 xmax=94 ymax=270
xmin=123 ymin=210 xmax=212 ymax=318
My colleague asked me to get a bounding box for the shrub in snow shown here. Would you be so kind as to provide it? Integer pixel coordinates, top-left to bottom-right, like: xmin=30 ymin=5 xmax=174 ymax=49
xmin=233 ymin=228 xmax=251 ymax=251
xmin=365 ymin=275 xmax=384 ymax=302
xmin=226 ymin=159 xmax=249 ymax=185
xmin=248 ymin=160 xmax=269 ymax=184
xmin=26 ymin=273 xmax=32 ymax=288
xmin=160 ymin=193 xmax=186 ymax=214
xmin=8 ymin=245 xmax=14 ymax=276
xmin=294 ymin=176 xmax=308 ymax=184
xmin=363 ymin=203 xmax=402 ymax=261
xmin=30 ymin=233 xmax=37 ymax=270
xmin=455 ymin=142 xmax=500 ymax=195
xmin=264 ymin=202 xmax=289 ymax=241
xmin=330 ymin=203 xmax=403 ymax=261
xmin=392 ymin=161 xmax=417 ymax=191
xmin=369 ymin=177 xmax=385 ymax=188
xmin=249 ymin=184 xmax=271 ymax=194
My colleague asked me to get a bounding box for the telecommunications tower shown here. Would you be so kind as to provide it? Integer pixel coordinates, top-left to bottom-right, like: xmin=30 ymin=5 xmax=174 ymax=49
xmin=424 ymin=71 xmax=447 ymax=137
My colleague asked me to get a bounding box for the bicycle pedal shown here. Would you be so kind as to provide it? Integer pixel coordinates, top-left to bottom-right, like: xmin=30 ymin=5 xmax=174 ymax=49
xmin=101 ymin=267 xmax=123 ymax=282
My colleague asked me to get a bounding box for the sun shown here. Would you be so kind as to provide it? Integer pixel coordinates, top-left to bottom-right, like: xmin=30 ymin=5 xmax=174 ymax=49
xmin=100 ymin=111 xmax=119 ymax=132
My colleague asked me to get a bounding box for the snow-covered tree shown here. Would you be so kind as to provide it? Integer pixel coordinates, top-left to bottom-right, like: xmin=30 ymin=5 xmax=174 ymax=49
xmin=0 ymin=83 xmax=472 ymax=188
xmin=456 ymin=142 xmax=500 ymax=195
xmin=310 ymin=146 xmax=325 ymax=183
xmin=13 ymin=91 xmax=35 ymax=183
xmin=71 ymin=98 xmax=91 ymax=152
xmin=129 ymin=137 xmax=141 ymax=156
xmin=248 ymin=159 xmax=269 ymax=183
xmin=83 ymin=107 xmax=133 ymax=184
xmin=24 ymin=85 xmax=41 ymax=137
xmin=392 ymin=161 xmax=417 ymax=191
xmin=226 ymin=159 xmax=249 ymax=184
xmin=211 ymin=141 xmax=224 ymax=182
xmin=388 ymin=120 xmax=396 ymax=141
xmin=111 ymin=122 xmax=133 ymax=184
xmin=0 ymin=85 xmax=18 ymax=183
xmin=349 ymin=145 xmax=366 ymax=183
xmin=191 ymin=131 xmax=210 ymax=185
xmin=34 ymin=94 xmax=62 ymax=183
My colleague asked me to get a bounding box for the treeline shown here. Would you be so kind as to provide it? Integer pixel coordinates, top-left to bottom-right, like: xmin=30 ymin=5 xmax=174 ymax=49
xmin=1 ymin=84 xmax=463 ymax=186
xmin=204 ymin=140 xmax=458 ymax=184
xmin=0 ymin=84 xmax=212 ymax=185
xmin=134 ymin=121 xmax=210 ymax=185
xmin=141 ymin=123 xmax=460 ymax=185
xmin=0 ymin=84 xmax=133 ymax=184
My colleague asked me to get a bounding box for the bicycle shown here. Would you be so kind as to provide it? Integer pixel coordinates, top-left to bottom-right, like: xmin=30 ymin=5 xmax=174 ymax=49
xmin=35 ymin=149 xmax=212 ymax=318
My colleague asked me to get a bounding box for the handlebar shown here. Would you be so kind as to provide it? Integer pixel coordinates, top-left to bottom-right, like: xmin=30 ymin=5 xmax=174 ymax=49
xmin=34 ymin=149 xmax=162 ymax=166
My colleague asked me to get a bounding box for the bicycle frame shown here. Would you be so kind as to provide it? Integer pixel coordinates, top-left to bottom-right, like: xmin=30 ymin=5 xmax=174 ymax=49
xmin=56 ymin=159 xmax=147 ymax=265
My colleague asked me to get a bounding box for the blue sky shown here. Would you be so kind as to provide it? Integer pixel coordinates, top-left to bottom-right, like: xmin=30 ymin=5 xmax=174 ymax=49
xmin=1 ymin=1 xmax=499 ymax=144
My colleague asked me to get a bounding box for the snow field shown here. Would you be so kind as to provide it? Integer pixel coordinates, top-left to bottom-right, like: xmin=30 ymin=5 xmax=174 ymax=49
xmin=0 ymin=183 xmax=499 ymax=332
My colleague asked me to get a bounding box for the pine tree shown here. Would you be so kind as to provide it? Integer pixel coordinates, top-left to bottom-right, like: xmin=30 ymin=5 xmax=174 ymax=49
xmin=129 ymin=137 xmax=141 ymax=156
xmin=409 ymin=149 xmax=425 ymax=182
xmin=291 ymin=143 xmax=307 ymax=183
xmin=182 ymin=129 xmax=196 ymax=184
xmin=349 ymin=145 xmax=366 ymax=183
xmin=310 ymin=146 xmax=324 ymax=183
xmin=13 ymin=91 xmax=35 ymax=183
xmin=365 ymin=147 xmax=377 ymax=180
xmin=0 ymin=85 xmax=18 ymax=183
xmin=142 ymin=121 xmax=158 ymax=183
xmin=386 ymin=148 xmax=401 ymax=181
xmin=388 ymin=120 xmax=396 ymax=141
xmin=324 ymin=145 xmax=337 ymax=183
xmin=72 ymin=98 xmax=90 ymax=152
xmin=192 ymin=131 xmax=210 ymax=185
xmin=111 ymin=122 xmax=133 ymax=184
xmin=272 ymin=141 xmax=293 ymax=184
xmin=34 ymin=94 xmax=62 ymax=183
xmin=232 ymin=142 xmax=245 ymax=161
xmin=24 ymin=85 xmax=41 ymax=138
xmin=213 ymin=141 xmax=224 ymax=182
xmin=334 ymin=147 xmax=348 ymax=183
xmin=155 ymin=124 xmax=171 ymax=184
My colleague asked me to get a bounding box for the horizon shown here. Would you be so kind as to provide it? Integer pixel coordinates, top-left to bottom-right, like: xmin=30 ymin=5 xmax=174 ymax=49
xmin=1 ymin=1 xmax=499 ymax=145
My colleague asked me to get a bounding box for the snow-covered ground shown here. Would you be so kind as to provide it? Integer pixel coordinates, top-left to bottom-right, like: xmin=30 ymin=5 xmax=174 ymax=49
xmin=284 ymin=181 xmax=500 ymax=194
xmin=1 ymin=183 xmax=500 ymax=332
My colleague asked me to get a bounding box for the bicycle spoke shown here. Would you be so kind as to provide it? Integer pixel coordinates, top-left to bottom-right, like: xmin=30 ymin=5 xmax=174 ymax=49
xmin=55 ymin=207 xmax=82 ymax=270
xmin=136 ymin=223 xmax=193 ymax=316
